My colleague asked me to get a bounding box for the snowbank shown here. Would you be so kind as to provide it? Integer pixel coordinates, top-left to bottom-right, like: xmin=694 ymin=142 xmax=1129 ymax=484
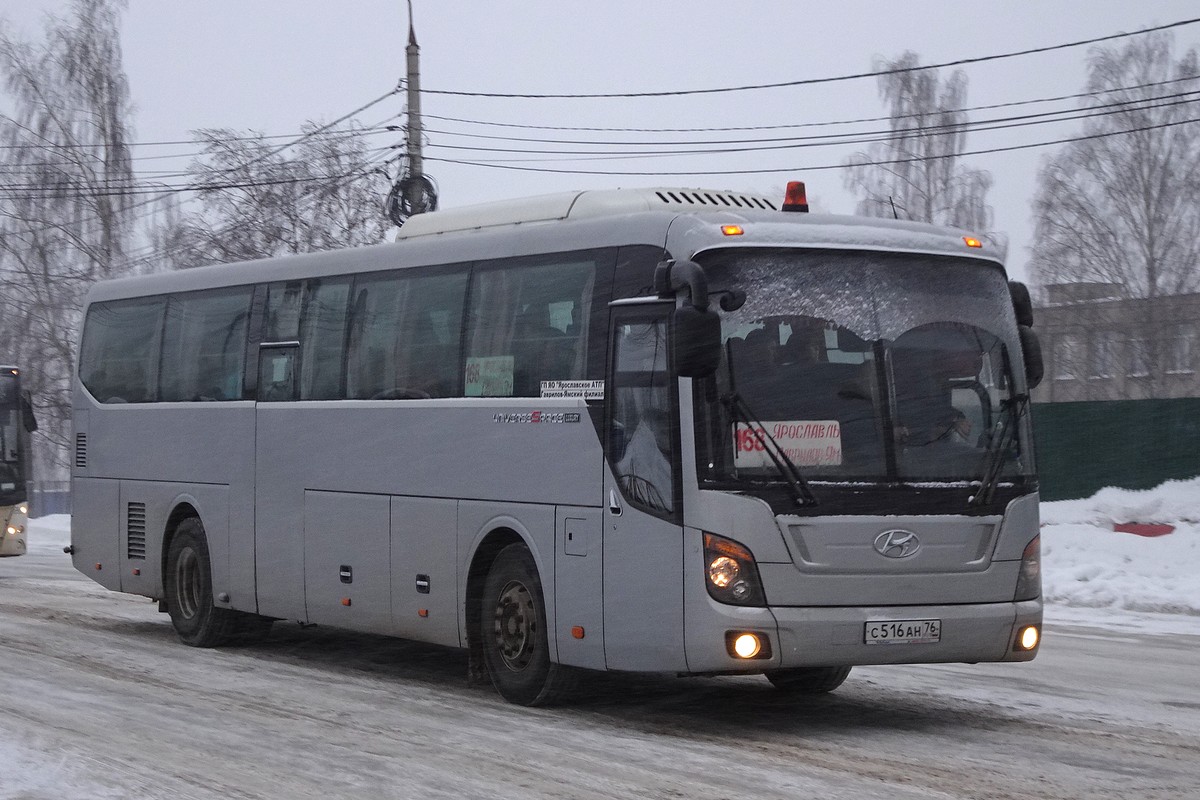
xmin=24 ymin=479 xmax=1200 ymax=618
xmin=1040 ymin=478 xmax=1200 ymax=616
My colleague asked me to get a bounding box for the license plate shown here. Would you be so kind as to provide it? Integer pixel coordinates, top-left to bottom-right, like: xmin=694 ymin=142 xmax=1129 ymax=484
xmin=864 ymin=619 xmax=941 ymax=645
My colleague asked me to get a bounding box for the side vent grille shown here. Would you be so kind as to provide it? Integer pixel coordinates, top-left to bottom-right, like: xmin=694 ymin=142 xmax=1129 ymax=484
xmin=654 ymin=189 xmax=776 ymax=211
xmin=75 ymin=433 xmax=87 ymax=468
xmin=126 ymin=502 xmax=147 ymax=560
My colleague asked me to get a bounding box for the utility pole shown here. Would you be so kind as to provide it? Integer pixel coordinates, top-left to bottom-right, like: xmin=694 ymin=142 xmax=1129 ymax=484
xmin=405 ymin=0 xmax=423 ymax=181
xmin=387 ymin=0 xmax=437 ymax=225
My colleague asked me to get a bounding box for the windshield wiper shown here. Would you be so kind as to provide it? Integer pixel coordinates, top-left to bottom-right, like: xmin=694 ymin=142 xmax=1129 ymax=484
xmin=722 ymin=341 xmax=817 ymax=507
xmin=971 ymin=347 xmax=1028 ymax=506
xmin=724 ymin=391 xmax=819 ymax=507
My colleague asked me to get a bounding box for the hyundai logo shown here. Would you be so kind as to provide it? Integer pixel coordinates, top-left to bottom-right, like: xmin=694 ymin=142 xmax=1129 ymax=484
xmin=873 ymin=529 xmax=920 ymax=559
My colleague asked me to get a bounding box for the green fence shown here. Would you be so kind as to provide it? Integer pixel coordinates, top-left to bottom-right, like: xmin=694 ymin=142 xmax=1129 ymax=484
xmin=1032 ymin=398 xmax=1200 ymax=501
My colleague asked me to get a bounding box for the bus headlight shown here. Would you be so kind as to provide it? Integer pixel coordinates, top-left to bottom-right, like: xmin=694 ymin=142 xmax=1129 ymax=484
xmin=1014 ymin=535 xmax=1041 ymax=601
xmin=704 ymin=533 xmax=766 ymax=607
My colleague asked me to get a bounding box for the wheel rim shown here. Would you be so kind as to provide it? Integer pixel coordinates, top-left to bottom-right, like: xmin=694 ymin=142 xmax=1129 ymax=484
xmin=174 ymin=545 xmax=201 ymax=620
xmin=492 ymin=579 xmax=536 ymax=671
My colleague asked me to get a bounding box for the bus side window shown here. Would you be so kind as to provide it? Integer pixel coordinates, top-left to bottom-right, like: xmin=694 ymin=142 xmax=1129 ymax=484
xmin=159 ymin=287 xmax=252 ymax=402
xmin=299 ymin=279 xmax=351 ymax=400
xmin=467 ymin=255 xmax=595 ymax=397
xmin=345 ymin=270 xmax=467 ymax=400
xmin=611 ymin=319 xmax=676 ymax=514
xmin=79 ymin=298 xmax=165 ymax=403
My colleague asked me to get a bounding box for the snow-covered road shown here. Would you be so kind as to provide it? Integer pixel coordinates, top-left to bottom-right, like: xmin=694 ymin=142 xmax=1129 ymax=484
xmin=2 ymin=502 xmax=1198 ymax=800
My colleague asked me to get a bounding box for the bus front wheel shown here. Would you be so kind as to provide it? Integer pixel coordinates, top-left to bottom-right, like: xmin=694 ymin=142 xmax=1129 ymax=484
xmin=765 ymin=665 xmax=852 ymax=694
xmin=164 ymin=517 xmax=240 ymax=647
xmin=480 ymin=543 xmax=575 ymax=706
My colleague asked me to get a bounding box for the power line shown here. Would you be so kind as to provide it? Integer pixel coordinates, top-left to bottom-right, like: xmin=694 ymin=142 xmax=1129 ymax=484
xmin=0 ymin=143 xmax=400 ymax=194
xmin=415 ymin=90 xmax=1200 ymax=153
xmin=64 ymin=148 xmax=402 ymax=273
xmin=421 ymin=18 xmax=1200 ymax=99
xmin=425 ymin=115 xmax=1200 ymax=176
xmin=0 ymin=121 xmax=397 ymax=152
xmin=421 ymin=74 xmax=1200 ymax=135
xmin=8 ymin=90 xmax=1200 ymax=197
xmin=0 ymin=89 xmax=401 ymax=237
xmin=0 ymin=149 xmax=400 ymax=277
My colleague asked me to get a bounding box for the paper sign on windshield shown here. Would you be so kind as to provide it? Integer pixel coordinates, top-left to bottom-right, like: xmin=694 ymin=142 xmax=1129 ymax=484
xmin=465 ymin=356 xmax=514 ymax=397
xmin=733 ymin=420 xmax=843 ymax=468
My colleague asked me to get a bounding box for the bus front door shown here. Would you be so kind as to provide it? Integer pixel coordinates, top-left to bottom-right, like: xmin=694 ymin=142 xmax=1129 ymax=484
xmin=602 ymin=309 xmax=687 ymax=672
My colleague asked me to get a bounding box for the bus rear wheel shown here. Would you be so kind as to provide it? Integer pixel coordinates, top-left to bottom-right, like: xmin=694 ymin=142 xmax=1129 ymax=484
xmin=164 ymin=517 xmax=240 ymax=647
xmin=480 ymin=543 xmax=575 ymax=706
xmin=765 ymin=665 xmax=852 ymax=694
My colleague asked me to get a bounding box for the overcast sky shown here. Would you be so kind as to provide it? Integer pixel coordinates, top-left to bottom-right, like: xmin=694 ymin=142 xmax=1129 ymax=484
xmin=5 ymin=1 xmax=1200 ymax=281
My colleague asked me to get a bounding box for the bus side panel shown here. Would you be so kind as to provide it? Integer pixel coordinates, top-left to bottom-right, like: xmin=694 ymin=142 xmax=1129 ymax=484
xmin=255 ymin=402 xmax=603 ymax=624
xmin=81 ymin=403 xmax=257 ymax=613
xmin=457 ymin=501 xmax=558 ymax=661
xmin=391 ymin=496 xmax=460 ymax=647
xmin=70 ymin=477 xmax=122 ymax=591
xmin=115 ymin=481 xmax=230 ymax=601
xmin=303 ymin=490 xmax=391 ymax=634
xmin=553 ymin=505 xmax=605 ymax=670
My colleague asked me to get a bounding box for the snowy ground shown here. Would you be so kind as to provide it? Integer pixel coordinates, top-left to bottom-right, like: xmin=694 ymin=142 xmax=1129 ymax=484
xmin=1 ymin=483 xmax=1197 ymax=799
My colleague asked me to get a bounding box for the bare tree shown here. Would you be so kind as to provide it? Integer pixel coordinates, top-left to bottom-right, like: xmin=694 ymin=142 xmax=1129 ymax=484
xmin=0 ymin=0 xmax=135 ymax=479
xmin=158 ymin=124 xmax=393 ymax=270
xmin=843 ymin=52 xmax=997 ymax=243
xmin=1029 ymin=31 xmax=1200 ymax=299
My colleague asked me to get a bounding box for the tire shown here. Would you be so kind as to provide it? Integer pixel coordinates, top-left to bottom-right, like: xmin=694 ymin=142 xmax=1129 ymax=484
xmin=164 ymin=517 xmax=240 ymax=647
xmin=480 ymin=543 xmax=575 ymax=706
xmin=765 ymin=665 xmax=852 ymax=694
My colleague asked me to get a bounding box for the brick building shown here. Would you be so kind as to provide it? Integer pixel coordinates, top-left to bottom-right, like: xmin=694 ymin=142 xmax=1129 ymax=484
xmin=1032 ymin=282 xmax=1200 ymax=403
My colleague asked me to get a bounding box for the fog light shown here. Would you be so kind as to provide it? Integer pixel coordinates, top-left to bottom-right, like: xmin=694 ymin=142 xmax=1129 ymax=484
xmin=724 ymin=630 xmax=771 ymax=660
xmin=733 ymin=633 xmax=761 ymax=658
xmin=1016 ymin=625 xmax=1040 ymax=651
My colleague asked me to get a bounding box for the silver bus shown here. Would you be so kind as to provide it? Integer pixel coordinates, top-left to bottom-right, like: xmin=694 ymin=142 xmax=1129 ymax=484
xmin=70 ymin=184 xmax=1045 ymax=705
xmin=1 ymin=366 xmax=36 ymax=557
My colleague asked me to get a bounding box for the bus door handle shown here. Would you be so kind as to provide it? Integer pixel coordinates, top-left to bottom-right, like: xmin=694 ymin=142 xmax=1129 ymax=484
xmin=609 ymin=489 xmax=622 ymax=516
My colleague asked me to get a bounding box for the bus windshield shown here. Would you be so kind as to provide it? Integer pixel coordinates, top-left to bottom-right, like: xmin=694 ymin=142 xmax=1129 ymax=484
xmin=694 ymin=248 xmax=1033 ymax=489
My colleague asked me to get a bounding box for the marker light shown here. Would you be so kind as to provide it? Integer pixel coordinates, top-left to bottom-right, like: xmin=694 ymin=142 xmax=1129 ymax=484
xmin=963 ymin=236 xmax=983 ymax=248
xmin=1015 ymin=536 xmax=1041 ymax=601
xmin=721 ymin=224 xmax=744 ymax=236
xmin=1016 ymin=625 xmax=1040 ymax=651
xmin=782 ymin=181 xmax=809 ymax=212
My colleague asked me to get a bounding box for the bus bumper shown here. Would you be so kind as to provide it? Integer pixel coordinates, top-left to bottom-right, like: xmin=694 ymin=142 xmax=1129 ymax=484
xmin=685 ymin=598 xmax=1042 ymax=673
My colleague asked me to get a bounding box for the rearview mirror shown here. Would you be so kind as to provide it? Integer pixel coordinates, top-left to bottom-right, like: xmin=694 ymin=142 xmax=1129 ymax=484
xmin=1018 ymin=325 xmax=1044 ymax=389
xmin=673 ymin=305 xmax=721 ymax=378
xmin=21 ymin=391 xmax=37 ymax=433
xmin=1009 ymin=281 xmax=1034 ymax=328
